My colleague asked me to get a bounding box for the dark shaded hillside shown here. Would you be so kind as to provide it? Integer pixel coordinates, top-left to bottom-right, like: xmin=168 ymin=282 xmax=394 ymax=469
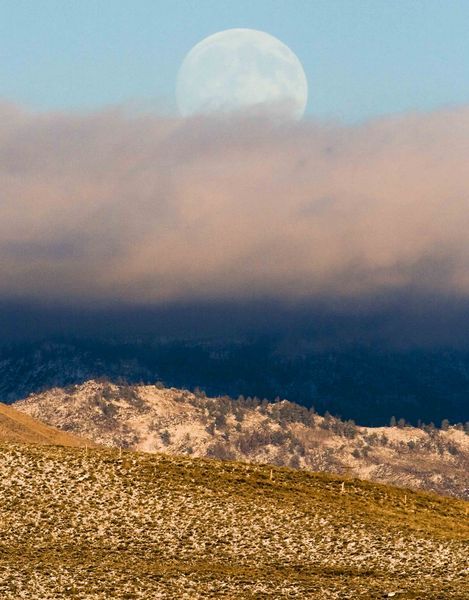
xmin=1 ymin=337 xmax=469 ymax=426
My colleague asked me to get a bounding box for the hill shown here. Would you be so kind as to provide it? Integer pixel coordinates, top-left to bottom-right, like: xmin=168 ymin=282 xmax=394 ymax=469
xmin=14 ymin=380 xmax=469 ymax=499
xmin=2 ymin=337 xmax=469 ymax=426
xmin=0 ymin=401 xmax=94 ymax=447
xmin=0 ymin=442 xmax=467 ymax=599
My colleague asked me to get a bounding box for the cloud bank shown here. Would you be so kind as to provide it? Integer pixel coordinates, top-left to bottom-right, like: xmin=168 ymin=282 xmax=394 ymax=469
xmin=1 ymin=102 xmax=469 ymax=305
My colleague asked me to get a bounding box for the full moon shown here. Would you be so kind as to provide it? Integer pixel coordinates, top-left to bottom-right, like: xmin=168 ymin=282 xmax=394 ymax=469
xmin=176 ymin=28 xmax=308 ymax=121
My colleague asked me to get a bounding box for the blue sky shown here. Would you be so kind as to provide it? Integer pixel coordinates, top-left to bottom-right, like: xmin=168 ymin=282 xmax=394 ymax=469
xmin=1 ymin=0 xmax=469 ymax=121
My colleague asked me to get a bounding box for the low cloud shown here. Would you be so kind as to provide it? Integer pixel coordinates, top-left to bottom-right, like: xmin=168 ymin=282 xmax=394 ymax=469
xmin=1 ymin=102 xmax=469 ymax=305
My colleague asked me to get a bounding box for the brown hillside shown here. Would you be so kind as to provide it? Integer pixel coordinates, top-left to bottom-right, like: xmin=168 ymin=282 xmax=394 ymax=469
xmin=0 ymin=402 xmax=94 ymax=447
xmin=0 ymin=443 xmax=467 ymax=598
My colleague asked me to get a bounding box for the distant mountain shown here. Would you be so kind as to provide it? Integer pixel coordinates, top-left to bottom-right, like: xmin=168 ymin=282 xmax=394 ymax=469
xmin=0 ymin=340 xmax=153 ymax=403
xmin=0 ymin=400 xmax=94 ymax=447
xmin=2 ymin=337 xmax=469 ymax=426
xmin=15 ymin=380 xmax=469 ymax=499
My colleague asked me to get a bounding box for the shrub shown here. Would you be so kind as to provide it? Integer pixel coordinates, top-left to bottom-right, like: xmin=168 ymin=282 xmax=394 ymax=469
xmin=160 ymin=430 xmax=171 ymax=446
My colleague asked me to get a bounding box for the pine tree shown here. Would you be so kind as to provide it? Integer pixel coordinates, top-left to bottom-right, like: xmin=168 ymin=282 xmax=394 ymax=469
xmin=440 ymin=419 xmax=450 ymax=431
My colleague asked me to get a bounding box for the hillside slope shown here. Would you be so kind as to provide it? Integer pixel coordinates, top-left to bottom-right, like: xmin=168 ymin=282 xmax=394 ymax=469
xmin=0 ymin=401 xmax=94 ymax=447
xmin=2 ymin=337 xmax=469 ymax=426
xmin=0 ymin=443 xmax=467 ymax=599
xmin=15 ymin=380 xmax=469 ymax=498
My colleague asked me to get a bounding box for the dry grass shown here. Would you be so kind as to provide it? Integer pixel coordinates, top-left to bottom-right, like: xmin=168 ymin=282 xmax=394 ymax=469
xmin=0 ymin=402 xmax=95 ymax=448
xmin=0 ymin=442 xmax=467 ymax=598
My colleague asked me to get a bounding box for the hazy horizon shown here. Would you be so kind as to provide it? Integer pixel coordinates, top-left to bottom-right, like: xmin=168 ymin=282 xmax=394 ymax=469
xmin=2 ymin=102 xmax=469 ymax=313
xmin=2 ymin=2 xmax=469 ymax=426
